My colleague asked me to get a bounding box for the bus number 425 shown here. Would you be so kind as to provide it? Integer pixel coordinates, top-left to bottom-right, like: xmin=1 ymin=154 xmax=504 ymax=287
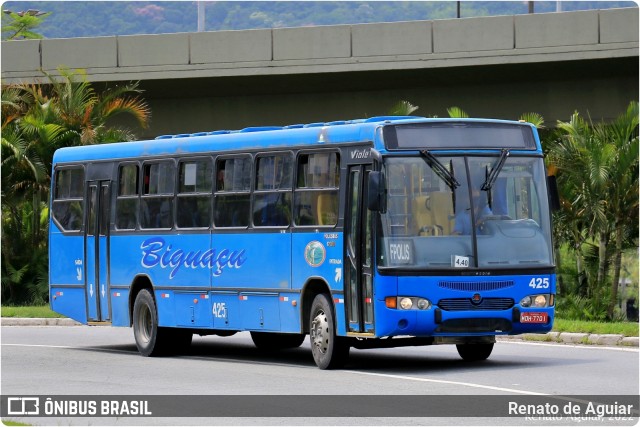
xmin=528 ymin=277 xmax=550 ymax=289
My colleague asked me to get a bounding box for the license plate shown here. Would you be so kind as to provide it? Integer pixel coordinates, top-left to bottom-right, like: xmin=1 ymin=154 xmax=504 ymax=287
xmin=520 ymin=312 xmax=548 ymax=324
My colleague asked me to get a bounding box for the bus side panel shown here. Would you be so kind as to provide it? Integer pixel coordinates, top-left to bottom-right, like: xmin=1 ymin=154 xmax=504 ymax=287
xmin=292 ymin=232 xmax=345 ymax=334
xmin=110 ymin=289 xmax=130 ymax=326
xmin=291 ymin=232 xmax=344 ymax=292
xmin=278 ymin=292 xmax=302 ymax=333
xmin=210 ymin=292 xmax=240 ymax=329
xmin=240 ymin=293 xmax=280 ymax=331
xmin=50 ymin=287 xmax=87 ymax=324
xmin=49 ymin=227 xmax=87 ymax=323
xmin=110 ymin=233 xmax=212 ymax=328
xmin=174 ymin=291 xmax=213 ymax=328
xmin=210 ymin=233 xmax=291 ymax=290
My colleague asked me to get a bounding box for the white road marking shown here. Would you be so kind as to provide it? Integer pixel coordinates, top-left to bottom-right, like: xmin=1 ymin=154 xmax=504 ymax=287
xmin=3 ymin=343 xmax=74 ymax=349
xmin=2 ymin=343 xmax=132 ymax=354
xmin=498 ymin=340 xmax=639 ymax=352
xmin=345 ymin=370 xmax=548 ymax=395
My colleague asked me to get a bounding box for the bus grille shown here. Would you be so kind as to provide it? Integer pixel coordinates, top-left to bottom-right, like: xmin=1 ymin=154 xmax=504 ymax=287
xmin=437 ymin=298 xmax=514 ymax=311
xmin=436 ymin=318 xmax=512 ymax=333
xmin=438 ymin=280 xmax=514 ymax=292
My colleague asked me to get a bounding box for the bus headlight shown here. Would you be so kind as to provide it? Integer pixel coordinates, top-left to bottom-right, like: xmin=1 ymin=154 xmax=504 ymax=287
xmin=386 ymin=297 xmax=432 ymax=310
xmin=399 ymin=298 xmax=413 ymax=310
xmin=520 ymin=296 xmax=532 ymax=307
xmin=417 ymin=298 xmax=431 ymax=310
xmin=520 ymin=294 xmax=552 ymax=308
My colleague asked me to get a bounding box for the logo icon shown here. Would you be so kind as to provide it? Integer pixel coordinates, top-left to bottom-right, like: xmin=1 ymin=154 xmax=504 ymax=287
xmin=7 ymin=397 xmax=40 ymax=415
xmin=471 ymin=293 xmax=482 ymax=305
xmin=304 ymin=241 xmax=326 ymax=267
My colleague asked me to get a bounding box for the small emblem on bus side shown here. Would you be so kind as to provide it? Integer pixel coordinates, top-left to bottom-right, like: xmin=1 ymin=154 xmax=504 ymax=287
xmin=304 ymin=241 xmax=326 ymax=267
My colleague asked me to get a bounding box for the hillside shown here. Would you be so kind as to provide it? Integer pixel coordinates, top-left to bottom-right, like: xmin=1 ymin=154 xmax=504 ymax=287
xmin=2 ymin=1 xmax=636 ymax=39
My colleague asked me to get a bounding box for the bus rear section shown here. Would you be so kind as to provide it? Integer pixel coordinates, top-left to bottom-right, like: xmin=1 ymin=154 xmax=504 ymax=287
xmin=49 ymin=117 xmax=557 ymax=369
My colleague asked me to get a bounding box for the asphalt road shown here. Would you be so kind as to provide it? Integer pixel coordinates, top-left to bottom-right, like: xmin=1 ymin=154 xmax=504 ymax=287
xmin=1 ymin=326 xmax=638 ymax=426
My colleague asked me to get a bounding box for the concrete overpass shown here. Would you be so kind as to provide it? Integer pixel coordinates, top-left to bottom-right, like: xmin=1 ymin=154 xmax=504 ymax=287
xmin=2 ymin=8 xmax=638 ymax=138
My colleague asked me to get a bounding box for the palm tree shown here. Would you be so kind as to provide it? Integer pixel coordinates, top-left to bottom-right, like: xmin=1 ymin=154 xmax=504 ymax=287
xmin=388 ymin=100 xmax=419 ymax=116
xmin=550 ymin=101 xmax=639 ymax=318
xmin=1 ymin=67 xmax=151 ymax=304
xmin=596 ymin=101 xmax=639 ymax=318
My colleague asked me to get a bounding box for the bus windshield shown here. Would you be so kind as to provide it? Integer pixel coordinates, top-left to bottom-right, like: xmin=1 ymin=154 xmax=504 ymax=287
xmin=377 ymin=155 xmax=553 ymax=271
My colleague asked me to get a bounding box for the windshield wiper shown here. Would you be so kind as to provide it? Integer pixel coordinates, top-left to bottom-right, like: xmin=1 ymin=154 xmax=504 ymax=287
xmin=481 ymin=148 xmax=510 ymax=191
xmin=420 ymin=150 xmax=460 ymax=190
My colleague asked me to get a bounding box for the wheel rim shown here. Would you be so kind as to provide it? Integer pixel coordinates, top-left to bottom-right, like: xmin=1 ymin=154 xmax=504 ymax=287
xmin=137 ymin=303 xmax=152 ymax=344
xmin=311 ymin=309 xmax=330 ymax=355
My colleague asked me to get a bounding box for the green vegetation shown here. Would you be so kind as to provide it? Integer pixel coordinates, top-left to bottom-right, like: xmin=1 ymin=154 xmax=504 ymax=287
xmin=1 ymin=9 xmax=51 ymax=40
xmin=2 ymin=420 xmax=31 ymax=426
xmin=1 ymin=1 xmax=636 ymax=39
xmin=547 ymin=101 xmax=639 ymax=321
xmin=553 ymin=319 xmax=638 ymax=337
xmin=1 ymin=305 xmax=64 ymax=318
xmin=1 ymin=69 xmax=150 ymax=305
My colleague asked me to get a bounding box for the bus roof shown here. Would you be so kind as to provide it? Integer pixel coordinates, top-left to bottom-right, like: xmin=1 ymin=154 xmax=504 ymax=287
xmin=52 ymin=116 xmax=540 ymax=164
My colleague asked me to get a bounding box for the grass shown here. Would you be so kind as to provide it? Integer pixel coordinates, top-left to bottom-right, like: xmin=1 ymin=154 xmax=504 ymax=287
xmin=553 ymin=318 xmax=638 ymax=337
xmin=1 ymin=305 xmax=64 ymax=318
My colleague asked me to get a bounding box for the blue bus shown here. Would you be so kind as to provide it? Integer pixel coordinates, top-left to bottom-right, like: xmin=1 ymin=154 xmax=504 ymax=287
xmin=49 ymin=116 xmax=558 ymax=369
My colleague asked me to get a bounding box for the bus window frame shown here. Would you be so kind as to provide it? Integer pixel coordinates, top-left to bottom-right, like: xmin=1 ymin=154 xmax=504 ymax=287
xmin=252 ymin=150 xmax=294 ymax=229
xmin=213 ymin=153 xmax=253 ymax=230
xmin=51 ymin=164 xmax=86 ymax=234
xmin=114 ymin=161 xmax=140 ymax=231
xmin=176 ymin=156 xmax=213 ymax=231
xmin=293 ymin=149 xmax=341 ymax=229
xmin=139 ymin=158 xmax=177 ymax=231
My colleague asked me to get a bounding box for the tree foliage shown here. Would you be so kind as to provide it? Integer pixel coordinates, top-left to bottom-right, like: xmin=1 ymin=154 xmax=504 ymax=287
xmin=548 ymin=101 xmax=639 ymax=319
xmin=1 ymin=10 xmax=51 ymax=40
xmin=1 ymin=68 xmax=150 ymax=304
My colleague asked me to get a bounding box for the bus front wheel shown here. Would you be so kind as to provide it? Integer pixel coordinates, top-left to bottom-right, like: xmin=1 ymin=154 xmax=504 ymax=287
xmin=456 ymin=343 xmax=494 ymax=362
xmin=309 ymin=294 xmax=349 ymax=369
xmin=133 ymin=289 xmax=170 ymax=356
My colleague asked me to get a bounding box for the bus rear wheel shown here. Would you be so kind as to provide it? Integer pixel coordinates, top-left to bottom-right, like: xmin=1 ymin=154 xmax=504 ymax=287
xmin=250 ymin=332 xmax=306 ymax=350
xmin=456 ymin=343 xmax=494 ymax=362
xmin=133 ymin=289 xmax=171 ymax=356
xmin=309 ymin=294 xmax=349 ymax=369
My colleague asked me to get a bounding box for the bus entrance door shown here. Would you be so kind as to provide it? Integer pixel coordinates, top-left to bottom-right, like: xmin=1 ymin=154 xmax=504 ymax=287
xmin=85 ymin=181 xmax=111 ymax=322
xmin=345 ymin=165 xmax=374 ymax=334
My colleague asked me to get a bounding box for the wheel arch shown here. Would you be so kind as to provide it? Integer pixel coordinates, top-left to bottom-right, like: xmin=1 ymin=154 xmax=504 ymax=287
xmin=128 ymin=274 xmax=154 ymax=327
xmin=300 ymin=277 xmax=333 ymax=334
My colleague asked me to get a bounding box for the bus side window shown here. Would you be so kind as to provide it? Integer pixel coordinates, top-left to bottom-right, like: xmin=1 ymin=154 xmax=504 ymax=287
xmin=294 ymin=152 xmax=339 ymax=226
xmin=177 ymin=159 xmax=212 ymax=228
xmin=141 ymin=161 xmax=175 ymax=229
xmin=214 ymin=156 xmax=251 ymax=228
xmin=115 ymin=163 xmax=139 ymax=230
xmin=52 ymin=167 xmax=84 ymax=232
xmin=253 ymin=153 xmax=292 ymax=227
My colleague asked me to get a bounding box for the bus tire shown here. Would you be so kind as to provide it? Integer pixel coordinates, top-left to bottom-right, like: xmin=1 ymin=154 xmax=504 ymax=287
xmin=309 ymin=294 xmax=349 ymax=369
xmin=133 ymin=289 xmax=170 ymax=356
xmin=456 ymin=343 xmax=494 ymax=362
xmin=250 ymin=332 xmax=306 ymax=350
